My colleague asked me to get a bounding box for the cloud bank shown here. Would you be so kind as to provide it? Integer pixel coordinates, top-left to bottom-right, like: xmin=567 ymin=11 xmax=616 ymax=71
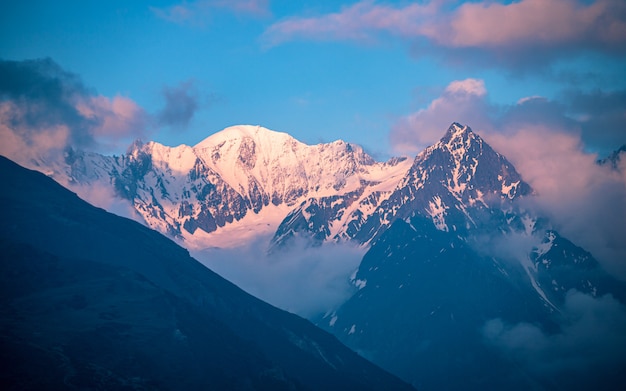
xmin=193 ymin=237 xmax=365 ymax=318
xmin=263 ymin=0 xmax=626 ymax=69
xmin=0 ymin=58 xmax=147 ymax=165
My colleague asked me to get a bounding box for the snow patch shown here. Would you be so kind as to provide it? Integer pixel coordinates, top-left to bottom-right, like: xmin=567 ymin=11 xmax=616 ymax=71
xmin=519 ymin=255 xmax=558 ymax=311
xmin=534 ymin=231 xmax=556 ymax=258
xmin=426 ymin=196 xmax=449 ymax=231
xmin=354 ymin=279 xmax=367 ymax=290
xmin=501 ymin=180 xmax=520 ymax=199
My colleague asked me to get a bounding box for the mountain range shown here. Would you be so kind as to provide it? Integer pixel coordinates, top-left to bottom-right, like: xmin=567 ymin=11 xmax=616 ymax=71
xmin=11 ymin=122 xmax=626 ymax=390
xmin=41 ymin=124 xmax=412 ymax=249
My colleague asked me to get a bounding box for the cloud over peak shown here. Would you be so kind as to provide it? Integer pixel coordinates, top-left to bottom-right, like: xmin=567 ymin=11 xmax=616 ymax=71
xmin=445 ymin=78 xmax=486 ymax=96
xmin=390 ymin=78 xmax=491 ymax=154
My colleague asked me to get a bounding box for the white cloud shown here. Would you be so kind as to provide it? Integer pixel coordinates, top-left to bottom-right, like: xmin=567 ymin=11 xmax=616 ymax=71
xmin=76 ymin=95 xmax=147 ymax=147
xmin=444 ymin=78 xmax=486 ymax=96
xmin=390 ymin=78 xmax=492 ymax=154
xmin=193 ymin=237 xmax=365 ymax=318
xmin=485 ymin=126 xmax=626 ymax=280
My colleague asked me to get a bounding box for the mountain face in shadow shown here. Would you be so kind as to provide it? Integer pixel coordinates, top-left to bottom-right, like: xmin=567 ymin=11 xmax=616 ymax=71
xmin=317 ymin=125 xmax=626 ymax=390
xmin=0 ymin=156 xmax=414 ymax=391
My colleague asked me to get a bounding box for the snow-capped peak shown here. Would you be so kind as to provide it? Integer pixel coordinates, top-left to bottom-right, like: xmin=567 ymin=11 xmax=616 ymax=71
xmin=51 ymin=124 xmax=414 ymax=249
xmin=442 ymin=122 xmax=471 ymax=141
xmin=194 ymin=125 xmax=300 ymax=151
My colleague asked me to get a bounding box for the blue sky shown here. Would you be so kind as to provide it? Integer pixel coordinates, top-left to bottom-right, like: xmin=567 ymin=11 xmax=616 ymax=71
xmin=1 ymin=0 xmax=625 ymax=160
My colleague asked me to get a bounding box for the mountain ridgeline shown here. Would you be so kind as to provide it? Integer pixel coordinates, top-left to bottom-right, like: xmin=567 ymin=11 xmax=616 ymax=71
xmin=42 ymin=123 xmax=536 ymax=251
xmin=51 ymin=125 xmax=412 ymax=248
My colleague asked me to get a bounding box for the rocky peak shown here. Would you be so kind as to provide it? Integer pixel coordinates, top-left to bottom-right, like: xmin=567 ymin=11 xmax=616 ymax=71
xmin=440 ymin=122 xmax=475 ymax=145
xmin=126 ymin=139 xmax=145 ymax=157
xmin=407 ymin=123 xmax=532 ymax=201
xmin=348 ymin=123 xmax=534 ymax=244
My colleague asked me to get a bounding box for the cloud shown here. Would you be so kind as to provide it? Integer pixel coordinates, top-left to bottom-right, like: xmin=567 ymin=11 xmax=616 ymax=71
xmin=389 ymin=78 xmax=626 ymax=154
xmin=262 ymin=0 xmax=438 ymax=46
xmin=218 ymin=0 xmax=269 ymax=16
xmin=0 ymin=101 xmax=70 ymax=164
xmin=483 ymin=290 xmax=626 ymax=390
xmin=192 ymin=237 xmax=365 ymax=318
xmin=438 ymin=0 xmax=626 ymax=50
xmin=77 ymin=95 xmax=147 ymax=144
xmin=485 ymin=126 xmax=626 ymax=280
xmin=0 ymin=58 xmax=93 ymax=148
xmin=0 ymin=58 xmax=147 ymax=165
xmin=563 ymin=89 xmax=626 ymax=153
xmin=390 ymin=78 xmax=492 ymax=154
xmin=390 ymin=79 xmax=626 ymax=280
xmin=151 ymin=0 xmax=270 ymax=26
xmin=66 ymin=180 xmax=143 ymax=222
xmin=157 ymin=80 xmax=200 ymax=130
xmin=263 ymin=0 xmax=626 ymax=69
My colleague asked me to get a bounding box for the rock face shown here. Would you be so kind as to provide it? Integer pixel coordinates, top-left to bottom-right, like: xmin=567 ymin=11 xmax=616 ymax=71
xmin=48 ymin=125 xmax=412 ymax=249
xmin=0 ymin=156 xmax=415 ymax=391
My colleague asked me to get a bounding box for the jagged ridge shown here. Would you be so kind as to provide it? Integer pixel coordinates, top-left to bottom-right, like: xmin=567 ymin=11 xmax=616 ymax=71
xmin=46 ymin=125 xmax=412 ymax=249
xmin=275 ymin=122 xmax=533 ymax=247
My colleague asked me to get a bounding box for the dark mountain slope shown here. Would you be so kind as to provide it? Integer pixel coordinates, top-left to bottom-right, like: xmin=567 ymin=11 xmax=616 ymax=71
xmin=318 ymin=125 xmax=626 ymax=390
xmin=323 ymin=216 xmax=552 ymax=390
xmin=0 ymin=156 xmax=414 ymax=391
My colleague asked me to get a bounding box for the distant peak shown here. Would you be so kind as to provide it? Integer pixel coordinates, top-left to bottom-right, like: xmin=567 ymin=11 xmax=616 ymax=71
xmin=126 ymin=139 xmax=146 ymax=155
xmin=217 ymin=125 xmax=290 ymax=140
xmin=443 ymin=122 xmax=473 ymax=139
xmin=450 ymin=122 xmax=466 ymax=132
xmin=435 ymin=122 xmax=482 ymax=152
xmin=194 ymin=125 xmax=297 ymax=150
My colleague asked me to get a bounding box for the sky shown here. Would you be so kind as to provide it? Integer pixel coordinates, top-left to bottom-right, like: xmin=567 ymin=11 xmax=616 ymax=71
xmin=1 ymin=1 xmax=626 ymax=277
xmin=1 ymin=0 xmax=624 ymax=160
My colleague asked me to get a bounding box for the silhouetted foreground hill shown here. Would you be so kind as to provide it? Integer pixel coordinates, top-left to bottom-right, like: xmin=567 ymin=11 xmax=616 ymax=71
xmin=0 ymin=156 xmax=414 ymax=391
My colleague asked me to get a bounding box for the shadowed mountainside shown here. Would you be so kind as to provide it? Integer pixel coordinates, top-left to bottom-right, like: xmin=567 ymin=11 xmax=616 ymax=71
xmin=0 ymin=156 xmax=414 ymax=391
